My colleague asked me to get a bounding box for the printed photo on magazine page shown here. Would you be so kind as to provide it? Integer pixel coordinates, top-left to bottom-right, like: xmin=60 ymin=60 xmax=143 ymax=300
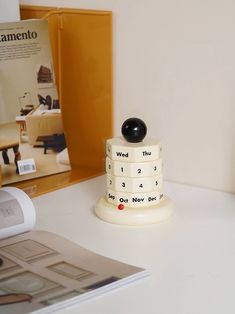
xmin=0 ymin=19 xmax=71 ymax=187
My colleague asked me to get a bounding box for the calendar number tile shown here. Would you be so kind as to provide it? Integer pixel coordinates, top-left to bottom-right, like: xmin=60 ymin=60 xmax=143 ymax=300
xmin=153 ymin=175 xmax=163 ymax=191
xmin=107 ymin=174 xmax=163 ymax=193
xmin=106 ymin=157 xmax=162 ymax=177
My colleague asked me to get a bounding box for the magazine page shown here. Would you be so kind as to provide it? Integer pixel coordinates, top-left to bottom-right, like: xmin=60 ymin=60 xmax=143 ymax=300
xmin=0 ymin=187 xmax=36 ymax=240
xmin=0 ymin=230 xmax=147 ymax=313
xmin=0 ymin=19 xmax=70 ymax=186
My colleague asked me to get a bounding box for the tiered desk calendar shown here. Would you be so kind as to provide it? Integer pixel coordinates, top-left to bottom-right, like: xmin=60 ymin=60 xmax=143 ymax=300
xmin=95 ymin=118 xmax=173 ymax=225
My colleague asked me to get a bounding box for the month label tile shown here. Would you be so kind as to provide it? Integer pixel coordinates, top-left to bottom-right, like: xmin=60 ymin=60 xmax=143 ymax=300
xmin=106 ymin=189 xmax=162 ymax=207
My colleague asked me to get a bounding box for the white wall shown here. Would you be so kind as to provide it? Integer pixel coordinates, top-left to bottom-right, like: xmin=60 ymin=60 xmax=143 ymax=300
xmin=0 ymin=0 xmax=20 ymax=22
xmin=20 ymin=0 xmax=235 ymax=193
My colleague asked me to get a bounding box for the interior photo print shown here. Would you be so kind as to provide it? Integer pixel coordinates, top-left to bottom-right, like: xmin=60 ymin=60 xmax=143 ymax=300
xmin=0 ymin=19 xmax=71 ymax=186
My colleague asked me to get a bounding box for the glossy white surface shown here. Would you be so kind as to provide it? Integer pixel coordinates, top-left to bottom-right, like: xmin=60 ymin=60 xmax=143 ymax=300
xmin=33 ymin=175 xmax=235 ymax=314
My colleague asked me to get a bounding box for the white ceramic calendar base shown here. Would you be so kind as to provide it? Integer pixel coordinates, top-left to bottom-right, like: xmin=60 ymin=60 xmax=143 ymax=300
xmin=95 ymin=196 xmax=173 ymax=226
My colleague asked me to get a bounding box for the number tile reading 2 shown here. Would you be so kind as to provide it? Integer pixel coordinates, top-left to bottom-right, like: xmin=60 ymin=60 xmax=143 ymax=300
xmin=107 ymin=174 xmax=163 ymax=193
xmin=106 ymin=189 xmax=163 ymax=207
xmin=106 ymin=157 xmax=162 ymax=178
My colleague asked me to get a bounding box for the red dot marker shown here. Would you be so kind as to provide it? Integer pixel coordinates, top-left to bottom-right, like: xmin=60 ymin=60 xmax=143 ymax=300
xmin=118 ymin=204 xmax=124 ymax=210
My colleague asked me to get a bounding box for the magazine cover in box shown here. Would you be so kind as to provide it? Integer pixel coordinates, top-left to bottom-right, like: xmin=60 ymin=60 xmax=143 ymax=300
xmin=0 ymin=19 xmax=70 ymax=186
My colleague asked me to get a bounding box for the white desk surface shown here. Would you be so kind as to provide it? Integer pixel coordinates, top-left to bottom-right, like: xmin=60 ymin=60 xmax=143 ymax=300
xmin=33 ymin=175 xmax=235 ymax=314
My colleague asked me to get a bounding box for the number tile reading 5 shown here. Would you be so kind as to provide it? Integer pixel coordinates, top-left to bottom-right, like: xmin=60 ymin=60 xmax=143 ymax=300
xmin=106 ymin=157 xmax=162 ymax=177
xmin=106 ymin=137 xmax=161 ymax=162
xmin=107 ymin=174 xmax=163 ymax=193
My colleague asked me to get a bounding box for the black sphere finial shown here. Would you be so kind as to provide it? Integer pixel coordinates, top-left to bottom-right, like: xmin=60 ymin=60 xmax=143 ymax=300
xmin=121 ymin=118 xmax=147 ymax=143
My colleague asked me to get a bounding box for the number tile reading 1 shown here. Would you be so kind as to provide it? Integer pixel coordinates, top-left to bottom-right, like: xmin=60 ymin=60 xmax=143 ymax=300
xmin=107 ymin=174 xmax=163 ymax=193
xmin=106 ymin=137 xmax=161 ymax=162
xmin=106 ymin=157 xmax=162 ymax=177
xmin=106 ymin=189 xmax=163 ymax=207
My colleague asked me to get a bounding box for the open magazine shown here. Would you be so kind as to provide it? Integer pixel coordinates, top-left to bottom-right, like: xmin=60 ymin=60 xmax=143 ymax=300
xmin=0 ymin=187 xmax=147 ymax=313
